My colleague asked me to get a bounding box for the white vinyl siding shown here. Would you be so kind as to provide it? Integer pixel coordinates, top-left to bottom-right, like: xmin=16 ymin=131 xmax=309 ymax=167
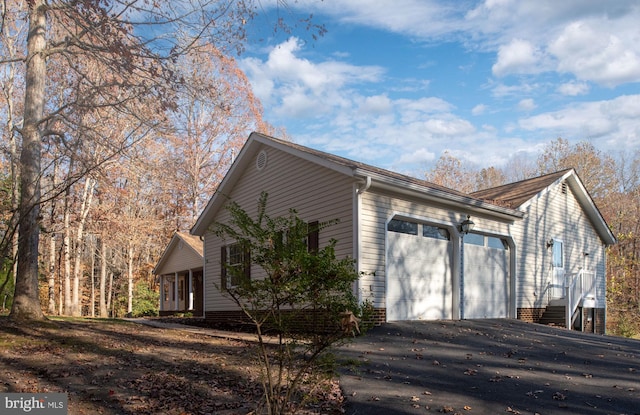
xmin=203 ymin=146 xmax=355 ymax=312
xmin=511 ymin=181 xmax=607 ymax=309
xmin=155 ymin=241 xmax=202 ymax=276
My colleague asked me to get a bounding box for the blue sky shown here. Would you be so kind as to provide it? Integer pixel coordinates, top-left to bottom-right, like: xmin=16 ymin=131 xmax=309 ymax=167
xmin=239 ymin=0 xmax=640 ymax=178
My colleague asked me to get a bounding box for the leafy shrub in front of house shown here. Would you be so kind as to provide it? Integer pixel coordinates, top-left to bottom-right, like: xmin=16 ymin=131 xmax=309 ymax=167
xmin=131 ymin=282 xmax=159 ymax=317
xmin=214 ymin=191 xmax=363 ymax=415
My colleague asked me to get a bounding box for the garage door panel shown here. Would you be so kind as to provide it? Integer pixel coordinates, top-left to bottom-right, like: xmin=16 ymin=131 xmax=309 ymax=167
xmin=464 ymin=243 xmax=509 ymax=319
xmin=387 ymin=231 xmax=452 ymax=321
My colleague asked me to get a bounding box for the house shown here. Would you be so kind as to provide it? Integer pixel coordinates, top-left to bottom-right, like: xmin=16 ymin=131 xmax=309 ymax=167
xmin=190 ymin=132 xmax=616 ymax=333
xmin=153 ymin=231 xmax=204 ymax=316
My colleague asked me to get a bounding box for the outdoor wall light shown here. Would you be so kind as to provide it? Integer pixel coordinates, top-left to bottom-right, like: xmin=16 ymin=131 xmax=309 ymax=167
xmin=460 ymin=215 xmax=475 ymax=234
xmin=546 ymin=239 xmax=554 ymax=248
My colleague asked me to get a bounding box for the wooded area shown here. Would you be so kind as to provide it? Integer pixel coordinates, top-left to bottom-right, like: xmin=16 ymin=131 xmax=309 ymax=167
xmin=0 ymin=0 xmax=301 ymax=320
xmin=1 ymin=2 xmax=638 ymax=335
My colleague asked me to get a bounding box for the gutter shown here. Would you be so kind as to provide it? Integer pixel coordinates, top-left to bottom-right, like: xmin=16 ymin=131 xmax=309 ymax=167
xmin=357 ymin=169 xmax=523 ymax=221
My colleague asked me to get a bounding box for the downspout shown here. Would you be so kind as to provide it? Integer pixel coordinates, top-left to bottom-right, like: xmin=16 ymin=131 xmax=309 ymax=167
xmin=355 ymin=176 xmax=372 ymax=305
xmin=602 ymin=242 xmax=607 ymax=335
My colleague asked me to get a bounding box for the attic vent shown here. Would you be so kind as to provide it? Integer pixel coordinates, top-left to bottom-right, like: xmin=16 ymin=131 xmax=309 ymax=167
xmin=561 ymin=182 xmax=568 ymax=195
xmin=256 ymin=150 xmax=268 ymax=171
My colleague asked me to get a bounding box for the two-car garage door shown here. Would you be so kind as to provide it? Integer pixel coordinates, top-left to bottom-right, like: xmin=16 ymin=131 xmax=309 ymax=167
xmin=386 ymin=218 xmax=509 ymax=321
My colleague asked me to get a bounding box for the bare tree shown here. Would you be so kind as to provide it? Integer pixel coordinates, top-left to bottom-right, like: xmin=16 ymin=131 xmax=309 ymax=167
xmin=163 ymin=44 xmax=276 ymax=228
xmin=475 ymin=166 xmax=507 ymax=191
xmin=426 ymin=151 xmax=477 ymax=193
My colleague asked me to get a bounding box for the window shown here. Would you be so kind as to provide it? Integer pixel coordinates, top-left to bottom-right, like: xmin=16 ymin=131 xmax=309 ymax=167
xmin=388 ymin=219 xmax=418 ymax=235
xmin=275 ymin=220 xmax=319 ymax=253
xmin=464 ymin=233 xmax=508 ymax=249
xmin=221 ymin=243 xmax=250 ymax=289
xmin=552 ymin=239 xmax=563 ymax=268
xmin=423 ymin=225 xmax=450 ymax=241
xmin=487 ymin=236 xmax=508 ymax=250
xmin=178 ymin=279 xmax=184 ymax=301
xmin=163 ymin=282 xmax=169 ymax=302
xmin=464 ymin=232 xmax=484 ymax=246
xmin=307 ymin=221 xmax=319 ymax=253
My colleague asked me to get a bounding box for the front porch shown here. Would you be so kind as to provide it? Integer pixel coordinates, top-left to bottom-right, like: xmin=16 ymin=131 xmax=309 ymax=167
xmin=159 ymin=269 xmax=203 ymax=317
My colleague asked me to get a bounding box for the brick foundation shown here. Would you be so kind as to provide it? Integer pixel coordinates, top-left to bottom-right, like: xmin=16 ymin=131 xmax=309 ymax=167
xmin=365 ymin=308 xmax=386 ymax=326
xmin=518 ymin=307 xmax=605 ymax=334
xmin=517 ymin=308 xmax=545 ymax=323
xmin=587 ymin=308 xmax=605 ymax=334
xmin=205 ymin=309 xmax=362 ymax=333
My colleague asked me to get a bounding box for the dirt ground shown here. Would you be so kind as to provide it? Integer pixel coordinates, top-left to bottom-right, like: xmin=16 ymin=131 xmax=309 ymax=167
xmin=0 ymin=317 xmax=344 ymax=415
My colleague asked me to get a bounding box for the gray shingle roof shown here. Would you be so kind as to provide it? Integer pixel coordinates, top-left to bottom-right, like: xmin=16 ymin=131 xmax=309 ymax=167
xmin=471 ymin=169 xmax=573 ymax=208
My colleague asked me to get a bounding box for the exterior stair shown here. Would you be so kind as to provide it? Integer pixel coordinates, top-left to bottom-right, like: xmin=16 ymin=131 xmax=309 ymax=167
xmin=539 ymin=305 xmax=565 ymax=327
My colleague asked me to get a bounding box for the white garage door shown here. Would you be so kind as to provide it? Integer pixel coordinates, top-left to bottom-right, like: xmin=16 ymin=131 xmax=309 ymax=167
xmin=463 ymin=234 xmax=510 ymax=319
xmin=386 ymin=219 xmax=453 ymax=321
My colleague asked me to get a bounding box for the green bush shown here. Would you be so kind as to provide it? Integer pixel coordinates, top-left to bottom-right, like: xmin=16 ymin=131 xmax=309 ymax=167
xmin=131 ymin=282 xmax=159 ymax=317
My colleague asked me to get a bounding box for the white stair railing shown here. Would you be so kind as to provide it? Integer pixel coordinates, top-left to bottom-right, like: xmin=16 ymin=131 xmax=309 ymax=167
xmin=565 ymin=271 xmax=580 ymax=329
xmin=564 ymin=270 xmax=597 ymax=329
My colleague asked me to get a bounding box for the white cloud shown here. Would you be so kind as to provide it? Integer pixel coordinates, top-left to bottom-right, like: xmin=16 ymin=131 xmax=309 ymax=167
xmin=359 ymin=94 xmax=393 ymax=115
xmin=492 ymin=39 xmax=548 ymax=77
xmin=518 ymin=95 xmax=640 ymax=148
xmin=241 ymin=37 xmax=385 ymax=119
xmin=557 ymin=81 xmax=590 ymax=96
xmin=397 ymin=147 xmax=436 ymax=165
xmin=290 ymin=0 xmax=471 ymax=39
xmin=472 ymin=104 xmax=487 ymax=115
xmin=490 ymin=81 xmax=538 ymax=98
xmin=292 ymin=1 xmax=640 ymax=87
xmin=517 ymin=98 xmax=537 ymax=112
xmin=549 ymin=21 xmax=640 ymax=86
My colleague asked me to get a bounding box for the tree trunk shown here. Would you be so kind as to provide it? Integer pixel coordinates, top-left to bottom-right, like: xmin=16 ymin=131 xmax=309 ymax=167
xmin=107 ymin=272 xmax=114 ymax=317
xmin=127 ymin=243 xmax=134 ymax=315
xmin=47 ymin=236 xmax=56 ymax=315
xmin=90 ymin=238 xmax=95 ymax=318
xmin=10 ymin=0 xmax=47 ymax=321
xmin=63 ymin=202 xmax=72 ymax=315
xmin=72 ymin=178 xmax=95 ymax=316
xmin=99 ymin=237 xmax=108 ymax=317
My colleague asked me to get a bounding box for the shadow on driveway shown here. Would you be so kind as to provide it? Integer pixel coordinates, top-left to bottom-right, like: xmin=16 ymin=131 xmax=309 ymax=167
xmin=336 ymin=319 xmax=639 ymax=415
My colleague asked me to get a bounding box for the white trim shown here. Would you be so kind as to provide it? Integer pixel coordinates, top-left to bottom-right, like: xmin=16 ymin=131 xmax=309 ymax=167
xmin=174 ymin=272 xmax=179 ymax=311
xmin=188 ymin=270 xmax=194 ymax=311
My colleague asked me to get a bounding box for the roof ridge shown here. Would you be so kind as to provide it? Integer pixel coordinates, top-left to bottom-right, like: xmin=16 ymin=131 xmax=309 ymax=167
xmin=252 ymin=132 xmax=471 ymax=198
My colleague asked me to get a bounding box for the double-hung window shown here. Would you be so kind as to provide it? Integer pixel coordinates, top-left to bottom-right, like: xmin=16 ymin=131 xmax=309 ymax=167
xmin=221 ymin=242 xmax=250 ymax=290
xmin=220 ymin=220 xmax=319 ymax=289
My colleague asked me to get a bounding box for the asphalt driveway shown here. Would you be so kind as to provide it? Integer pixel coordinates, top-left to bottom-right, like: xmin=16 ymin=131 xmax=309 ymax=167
xmin=336 ymin=319 xmax=639 ymax=415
